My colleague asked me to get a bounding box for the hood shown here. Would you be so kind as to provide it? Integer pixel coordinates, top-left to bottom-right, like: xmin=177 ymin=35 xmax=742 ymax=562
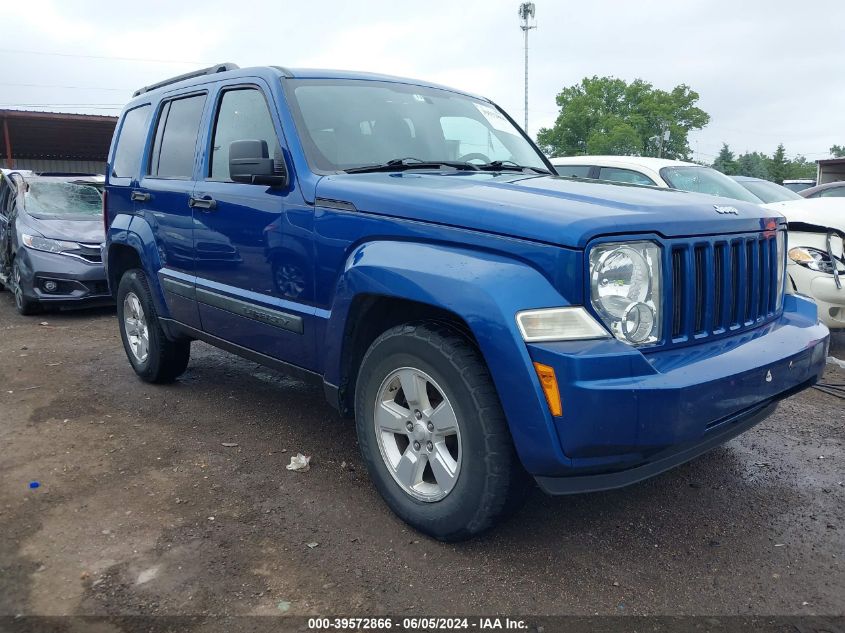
xmin=315 ymin=172 xmax=781 ymax=248
xmin=763 ymin=198 xmax=844 ymax=235
xmin=21 ymin=214 xmax=105 ymax=244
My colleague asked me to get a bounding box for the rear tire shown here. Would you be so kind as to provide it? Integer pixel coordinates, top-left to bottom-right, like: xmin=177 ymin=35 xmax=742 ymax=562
xmin=355 ymin=321 xmax=531 ymax=541
xmin=116 ymin=268 xmax=190 ymax=383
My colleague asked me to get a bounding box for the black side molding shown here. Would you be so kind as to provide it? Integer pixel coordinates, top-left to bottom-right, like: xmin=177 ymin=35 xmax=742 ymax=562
xmin=161 ymin=276 xmax=196 ymax=300
xmin=162 ymin=319 xmax=321 ymax=386
xmin=195 ymin=288 xmax=304 ymax=335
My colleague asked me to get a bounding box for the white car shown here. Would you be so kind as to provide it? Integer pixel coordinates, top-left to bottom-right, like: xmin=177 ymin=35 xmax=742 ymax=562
xmin=550 ymin=155 xmax=764 ymax=204
xmin=550 ymin=156 xmax=845 ymax=329
xmin=729 ymin=178 xmax=845 ymax=330
xmin=763 ymin=199 xmax=844 ymax=329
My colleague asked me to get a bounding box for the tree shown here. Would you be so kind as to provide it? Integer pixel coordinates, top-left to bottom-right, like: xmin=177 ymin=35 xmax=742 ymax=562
xmin=536 ymin=76 xmax=710 ymax=159
xmin=735 ymin=152 xmax=770 ymax=179
xmin=712 ymin=143 xmax=737 ymax=175
xmin=768 ymin=144 xmax=788 ymax=184
xmin=830 ymin=144 xmax=845 ymax=158
xmin=785 ymin=155 xmax=816 ymax=180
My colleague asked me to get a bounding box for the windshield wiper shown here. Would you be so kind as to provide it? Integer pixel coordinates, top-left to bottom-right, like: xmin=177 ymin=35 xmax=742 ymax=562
xmin=475 ymin=160 xmax=552 ymax=175
xmin=344 ymin=157 xmax=480 ymax=174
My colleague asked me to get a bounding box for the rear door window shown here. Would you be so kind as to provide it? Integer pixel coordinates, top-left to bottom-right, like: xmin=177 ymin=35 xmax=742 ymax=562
xmin=598 ymin=166 xmax=656 ymax=186
xmin=111 ymin=104 xmax=151 ymax=178
xmin=149 ymin=94 xmax=207 ymax=179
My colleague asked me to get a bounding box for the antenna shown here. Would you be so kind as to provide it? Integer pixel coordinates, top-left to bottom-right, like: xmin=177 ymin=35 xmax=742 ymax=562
xmin=518 ymin=2 xmax=537 ymax=133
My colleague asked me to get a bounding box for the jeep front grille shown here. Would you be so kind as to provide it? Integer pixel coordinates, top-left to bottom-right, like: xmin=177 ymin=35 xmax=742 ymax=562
xmin=669 ymin=232 xmax=781 ymax=342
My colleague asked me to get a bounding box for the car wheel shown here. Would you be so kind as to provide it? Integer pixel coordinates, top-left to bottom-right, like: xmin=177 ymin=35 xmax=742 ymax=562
xmin=12 ymin=260 xmax=40 ymax=316
xmin=355 ymin=321 xmax=530 ymax=541
xmin=117 ymin=268 xmax=190 ymax=383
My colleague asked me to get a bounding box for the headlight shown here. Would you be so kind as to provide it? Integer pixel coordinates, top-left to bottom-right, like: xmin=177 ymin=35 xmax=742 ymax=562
xmin=590 ymin=241 xmax=662 ymax=345
xmin=22 ymin=234 xmax=79 ymax=254
xmin=788 ymin=246 xmax=838 ymax=274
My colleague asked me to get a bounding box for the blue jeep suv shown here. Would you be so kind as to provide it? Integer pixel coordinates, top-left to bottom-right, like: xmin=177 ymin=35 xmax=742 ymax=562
xmin=104 ymin=63 xmax=829 ymax=540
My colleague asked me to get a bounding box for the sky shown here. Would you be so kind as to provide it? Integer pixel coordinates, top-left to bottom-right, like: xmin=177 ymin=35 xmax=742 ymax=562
xmin=1 ymin=0 xmax=843 ymax=164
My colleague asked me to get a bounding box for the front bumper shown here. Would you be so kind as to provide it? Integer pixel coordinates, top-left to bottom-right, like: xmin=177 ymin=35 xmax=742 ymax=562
xmin=536 ymin=399 xmax=783 ymax=494
xmin=17 ymin=247 xmax=113 ymax=307
xmin=524 ymin=294 xmax=829 ymax=492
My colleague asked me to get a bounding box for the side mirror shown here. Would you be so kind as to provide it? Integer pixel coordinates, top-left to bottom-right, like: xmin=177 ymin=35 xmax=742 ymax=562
xmin=229 ymin=139 xmax=288 ymax=187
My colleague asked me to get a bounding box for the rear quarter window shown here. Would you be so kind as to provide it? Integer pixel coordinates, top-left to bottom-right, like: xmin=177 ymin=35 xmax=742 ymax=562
xmin=111 ymin=105 xmax=151 ymax=178
xmin=598 ymin=166 xmax=656 ymax=186
xmin=555 ymin=164 xmax=592 ymax=178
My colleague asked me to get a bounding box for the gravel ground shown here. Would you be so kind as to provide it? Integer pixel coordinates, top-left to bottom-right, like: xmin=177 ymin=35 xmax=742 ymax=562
xmin=0 ymin=294 xmax=843 ymax=620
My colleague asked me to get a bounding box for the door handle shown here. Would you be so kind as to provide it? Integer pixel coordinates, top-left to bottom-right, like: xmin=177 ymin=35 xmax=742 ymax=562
xmin=189 ymin=196 xmax=217 ymax=211
xmin=131 ymin=190 xmax=150 ymax=202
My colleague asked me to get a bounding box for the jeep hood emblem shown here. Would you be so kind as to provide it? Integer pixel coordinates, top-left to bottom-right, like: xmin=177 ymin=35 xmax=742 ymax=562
xmin=714 ymin=205 xmax=739 ymax=215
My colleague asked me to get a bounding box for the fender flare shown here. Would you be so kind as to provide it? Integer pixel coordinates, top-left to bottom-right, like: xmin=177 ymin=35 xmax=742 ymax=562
xmin=324 ymin=240 xmax=574 ymax=473
xmin=106 ymin=214 xmax=169 ymax=317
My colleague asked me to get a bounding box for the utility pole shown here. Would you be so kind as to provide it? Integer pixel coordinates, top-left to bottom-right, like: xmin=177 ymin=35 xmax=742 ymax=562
xmin=657 ymin=122 xmax=670 ymax=158
xmin=518 ymin=3 xmax=536 ymax=133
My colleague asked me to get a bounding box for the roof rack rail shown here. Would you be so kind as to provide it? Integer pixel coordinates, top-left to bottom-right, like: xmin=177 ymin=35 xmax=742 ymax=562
xmin=132 ymin=63 xmax=240 ymax=97
xmin=271 ymin=66 xmax=295 ymax=78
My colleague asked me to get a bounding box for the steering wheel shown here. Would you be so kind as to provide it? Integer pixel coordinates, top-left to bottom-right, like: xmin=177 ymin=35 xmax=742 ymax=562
xmin=457 ymin=152 xmax=492 ymax=164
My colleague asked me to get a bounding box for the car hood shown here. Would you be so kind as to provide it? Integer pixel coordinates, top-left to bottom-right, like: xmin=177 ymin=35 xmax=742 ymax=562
xmin=763 ymin=198 xmax=844 ymax=234
xmin=315 ymin=172 xmax=781 ymax=247
xmin=22 ymin=214 xmax=105 ymax=243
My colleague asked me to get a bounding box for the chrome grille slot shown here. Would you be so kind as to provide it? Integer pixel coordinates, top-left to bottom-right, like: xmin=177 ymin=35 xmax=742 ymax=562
xmin=744 ymin=241 xmax=754 ymax=323
xmin=713 ymin=243 xmax=724 ymax=331
xmin=730 ymin=241 xmax=740 ymax=326
xmin=671 ymin=248 xmax=684 ymax=338
xmin=693 ymin=245 xmax=706 ymax=333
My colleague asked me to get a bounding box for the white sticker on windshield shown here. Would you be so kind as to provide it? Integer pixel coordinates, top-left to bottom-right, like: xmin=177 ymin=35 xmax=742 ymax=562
xmin=474 ymin=103 xmax=513 ymax=133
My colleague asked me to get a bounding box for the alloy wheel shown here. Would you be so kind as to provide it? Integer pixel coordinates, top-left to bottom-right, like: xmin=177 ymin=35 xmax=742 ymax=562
xmin=374 ymin=367 xmax=462 ymax=502
xmin=123 ymin=292 xmax=150 ymax=363
xmin=13 ymin=262 xmax=24 ymax=311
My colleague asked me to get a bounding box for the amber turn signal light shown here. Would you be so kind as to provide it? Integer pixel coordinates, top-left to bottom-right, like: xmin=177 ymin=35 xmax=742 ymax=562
xmin=533 ymin=362 xmax=562 ymax=417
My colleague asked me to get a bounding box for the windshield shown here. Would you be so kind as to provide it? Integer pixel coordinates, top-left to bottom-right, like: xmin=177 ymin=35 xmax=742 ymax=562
xmin=25 ymin=181 xmax=102 ymax=218
xmin=737 ymin=179 xmax=803 ymax=203
xmin=660 ymin=166 xmax=762 ymax=203
xmin=284 ymin=79 xmax=548 ymax=172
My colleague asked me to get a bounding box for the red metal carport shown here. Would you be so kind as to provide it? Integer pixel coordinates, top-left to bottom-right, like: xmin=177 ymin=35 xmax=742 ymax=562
xmin=1 ymin=109 xmax=117 ymax=174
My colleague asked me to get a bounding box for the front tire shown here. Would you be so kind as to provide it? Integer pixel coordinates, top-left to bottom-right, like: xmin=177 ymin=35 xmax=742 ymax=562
xmin=12 ymin=260 xmax=40 ymax=316
xmin=355 ymin=322 xmax=530 ymax=541
xmin=116 ymin=268 xmax=190 ymax=383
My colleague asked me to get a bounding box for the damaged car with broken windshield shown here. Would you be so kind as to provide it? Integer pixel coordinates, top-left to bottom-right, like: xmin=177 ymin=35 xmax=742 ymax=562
xmin=0 ymin=169 xmax=112 ymax=315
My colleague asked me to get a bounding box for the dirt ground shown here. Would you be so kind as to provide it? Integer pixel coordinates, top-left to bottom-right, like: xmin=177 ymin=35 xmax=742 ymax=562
xmin=1 ymin=293 xmax=843 ymax=621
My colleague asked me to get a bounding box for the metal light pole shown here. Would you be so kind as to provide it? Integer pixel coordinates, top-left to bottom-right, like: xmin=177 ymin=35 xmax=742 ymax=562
xmin=518 ymin=2 xmax=536 ymax=133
